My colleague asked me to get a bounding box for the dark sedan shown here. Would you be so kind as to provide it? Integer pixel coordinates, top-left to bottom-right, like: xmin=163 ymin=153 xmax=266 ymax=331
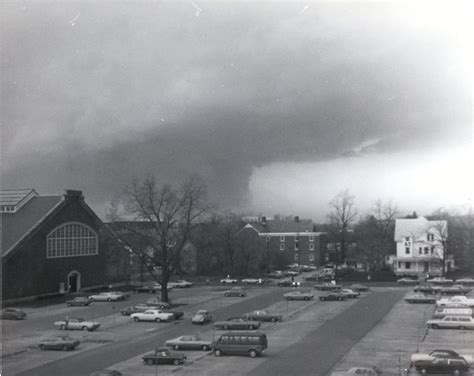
xmin=224 ymin=289 xmax=246 ymax=297
xmin=439 ymin=285 xmax=471 ymax=295
xmin=66 ymin=297 xmax=91 ymax=306
xmin=164 ymin=309 xmax=184 ymax=320
xmin=404 ymin=294 xmax=436 ymax=304
xmin=243 ymin=310 xmax=282 ymax=322
xmin=38 ymin=336 xmax=80 ymax=351
xmin=277 ymin=280 xmax=300 ymax=287
xmin=142 ymin=347 xmax=186 ymax=366
xmin=414 ymin=285 xmax=442 ymax=295
xmin=319 ymin=293 xmax=347 ymax=301
xmin=349 ymin=284 xmax=370 ymax=292
xmin=414 ymin=357 xmax=470 ymax=375
xmin=214 ymin=317 xmax=261 ymax=330
xmin=1 ymin=308 xmax=27 ymax=320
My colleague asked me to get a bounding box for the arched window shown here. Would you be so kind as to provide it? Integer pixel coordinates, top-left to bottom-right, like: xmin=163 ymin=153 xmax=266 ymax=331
xmin=47 ymin=222 xmax=98 ymax=258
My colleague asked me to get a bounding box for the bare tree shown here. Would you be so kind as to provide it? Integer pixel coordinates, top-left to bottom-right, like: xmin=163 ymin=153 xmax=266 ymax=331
xmin=111 ymin=175 xmax=210 ymax=302
xmin=327 ymin=189 xmax=358 ymax=263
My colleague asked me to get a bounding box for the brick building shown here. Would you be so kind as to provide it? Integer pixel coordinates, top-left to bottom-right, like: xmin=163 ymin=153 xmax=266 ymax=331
xmin=1 ymin=189 xmax=130 ymax=303
xmin=236 ymin=216 xmax=328 ymax=270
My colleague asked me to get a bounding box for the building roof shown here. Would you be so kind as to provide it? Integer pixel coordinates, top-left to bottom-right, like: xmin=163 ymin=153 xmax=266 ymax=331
xmin=246 ymin=220 xmax=315 ymax=234
xmin=394 ymin=216 xmax=447 ymax=241
xmin=1 ymin=195 xmax=64 ymax=256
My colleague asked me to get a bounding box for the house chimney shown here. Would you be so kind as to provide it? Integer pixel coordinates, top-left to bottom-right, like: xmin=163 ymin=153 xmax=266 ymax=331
xmin=261 ymin=216 xmax=266 ymax=224
xmin=294 ymin=216 xmax=299 ymax=222
xmin=65 ymin=190 xmax=84 ymax=200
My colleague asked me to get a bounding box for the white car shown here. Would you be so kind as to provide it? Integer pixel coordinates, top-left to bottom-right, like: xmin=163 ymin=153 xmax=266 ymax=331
xmin=427 ymin=316 xmax=474 ymax=329
xmin=437 ymin=296 xmax=474 ymax=307
xmin=241 ymin=278 xmax=263 ymax=284
xmin=427 ymin=277 xmax=454 ymax=285
xmin=130 ymin=309 xmax=174 ymax=322
xmin=169 ymin=280 xmax=193 ymax=288
xmin=220 ymin=278 xmax=238 ymax=284
xmin=88 ymin=292 xmax=123 ymax=302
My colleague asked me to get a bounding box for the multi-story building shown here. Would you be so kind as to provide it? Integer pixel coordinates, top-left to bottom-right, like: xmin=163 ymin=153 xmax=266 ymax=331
xmin=393 ymin=216 xmax=452 ymax=276
xmin=236 ymin=216 xmax=327 ymax=269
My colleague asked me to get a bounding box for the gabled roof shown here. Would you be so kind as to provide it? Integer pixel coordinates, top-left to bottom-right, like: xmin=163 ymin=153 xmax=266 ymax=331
xmin=394 ymin=216 xmax=447 ymax=241
xmin=1 ymin=195 xmax=64 ymax=256
xmin=247 ymin=220 xmax=314 ymax=234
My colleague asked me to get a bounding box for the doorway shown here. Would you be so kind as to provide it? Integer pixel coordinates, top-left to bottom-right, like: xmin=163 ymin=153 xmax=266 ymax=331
xmin=67 ymin=271 xmax=81 ymax=293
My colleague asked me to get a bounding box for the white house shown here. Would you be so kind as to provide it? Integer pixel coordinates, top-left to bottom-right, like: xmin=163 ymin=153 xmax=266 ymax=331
xmin=393 ymin=216 xmax=453 ymax=277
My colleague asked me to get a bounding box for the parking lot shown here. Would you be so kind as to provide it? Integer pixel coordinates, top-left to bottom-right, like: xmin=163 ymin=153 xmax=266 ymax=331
xmin=3 ymin=278 xmax=474 ymax=376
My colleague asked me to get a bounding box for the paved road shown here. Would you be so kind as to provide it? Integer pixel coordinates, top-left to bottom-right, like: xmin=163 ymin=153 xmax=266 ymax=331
xmin=248 ymin=289 xmax=406 ymax=376
xmin=15 ymin=288 xmax=286 ymax=376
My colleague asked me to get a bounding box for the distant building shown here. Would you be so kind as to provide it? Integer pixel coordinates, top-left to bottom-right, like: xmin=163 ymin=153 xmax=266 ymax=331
xmin=236 ymin=216 xmax=327 ymax=269
xmin=393 ymin=216 xmax=452 ymax=276
xmin=1 ymin=189 xmax=130 ymax=303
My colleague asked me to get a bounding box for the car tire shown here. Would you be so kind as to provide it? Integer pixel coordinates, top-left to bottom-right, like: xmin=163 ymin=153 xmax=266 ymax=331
xmin=421 ymin=369 xmax=427 ymax=375
xmin=62 ymin=345 xmax=69 ymax=351
xmin=134 ymin=317 xmax=140 ymax=322
xmin=270 ymin=317 xmax=277 ymax=322
xmin=122 ymin=312 xmax=127 ymax=316
xmin=147 ymin=359 xmax=154 ymax=365
xmin=107 ymin=298 xmax=111 ymax=302
xmin=338 ymin=297 xmax=343 ymax=301
xmin=214 ymin=349 xmax=222 ymax=357
xmin=454 ymin=370 xmax=461 ymax=376
xmin=202 ymin=345 xmax=209 ymax=351
xmin=431 ymin=324 xmax=439 ymax=329
xmin=224 ymin=293 xmax=229 ymax=297
xmin=82 ymin=326 xmax=88 ymax=331
xmin=240 ymin=294 xmax=244 ymax=297
xmin=60 ymin=324 xmax=66 ymax=330
xmin=39 ymin=344 xmax=45 ymax=350
xmin=249 ymin=325 xmax=254 ymax=330
xmin=224 ymin=325 xmax=229 ymax=330
xmin=304 ymin=297 xmax=309 ymax=301
xmin=67 ymin=303 xmax=71 ymax=306
xmin=320 ymin=297 xmax=326 ymax=301
xmin=249 ymin=349 xmax=258 ymax=358
xmin=155 ymin=318 xmax=161 ymax=323
xmin=174 ymin=345 xmax=180 ymax=350
xmin=173 ymin=359 xmax=181 ymax=366
xmin=459 ymin=326 xmax=466 ymax=330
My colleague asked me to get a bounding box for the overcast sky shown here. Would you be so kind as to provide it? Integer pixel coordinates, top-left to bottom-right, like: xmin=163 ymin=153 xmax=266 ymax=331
xmin=2 ymin=1 xmax=472 ymax=221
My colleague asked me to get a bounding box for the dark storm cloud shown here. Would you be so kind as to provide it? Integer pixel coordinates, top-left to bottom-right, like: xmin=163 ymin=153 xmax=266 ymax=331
xmin=2 ymin=1 xmax=471 ymax=213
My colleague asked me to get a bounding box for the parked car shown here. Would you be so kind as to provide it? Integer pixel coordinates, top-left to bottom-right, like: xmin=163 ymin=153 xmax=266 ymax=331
xmin=243 ymin=310 xmax=282 ymax=322
xmin=241 ymin=278 xmax=263 ymax=285
xmin=121 ymin=304 xmax=159 ymax=316
xmin=340 ymin=289 xmax=360 ymax=299
xmin=212 ymin=331 xmax=267 ymax=358
xmin=170 ymin=280 xmax=193 ymax=288
xmin=284 ymin=291 xmax=314 ymax=301
xmin=439 ymin=285 xmax=471 ymax=296
xmin=66 ymin=297 xmax=91 ymax=306
xmin=224 ymin=289 xmax=246 ymax=297
xmin=427 ymin=277 xmax=454 ymax=285
xmin=133 ymin=284 xmax=159 ymax=293
xmin=414 ymin=285 xmax=443 ymax=295
xmin=142 ymin=347 xmax=186 ymax=365
xmin=320 ymin=292 xmax=347 ymax=301
xmin=314 ymin=282 xmax=342 ymax=291
xmin=265 ymin=271 xmax=284 ymax=279
xmin=411 ymin=349 xmax=473 ymax=368
xmin=303 ymin=274 xmax=320 ymax=282
xmin=130 ymin=309 xmax=174 ymax=322
xmin=404 ymin=294 xmax=437 ymax=304
xmin=397 ymin=278 xmax=419 ymax=285
xmin=413 ymin=357 xmax=470 ymax=375
xmin=283 ymin=270 xmax=299 ymax=277
xmin=220 ymin=278 xmax=238 ymax=284
xmin=145 ymin=298 xmax=170 ymax=309
xmin=214 ymin=317 xmax=261 ymax=330
xmin=455 ymin=278 xmax=474 ymax=286
xmin=349 ymin=284 xmax=370 ymax=292
xmin=38 ymin=336 xmax=80 ymax=351
xmin=1 ymin=308 xmax=27 ymax=320
xmin=192 ymin=309 xmax=213 ymax=324
xmin=427 ymin=316 xmax=474 ymax=330
xmin=277 ymin=279 xmax=300 ymax=287
xmin=89 ymin=292 xmax=123 ymax=302
xmin=331 ymin=366 xmax=381 ymax=376
xmin=433 ymin=307 xmax=473 ymax=319
xmin=437 ymin=296 xmax=474 ymax=308
xmin=54 ymin=318 xmax=100 ymax=331
xmin=165 ymin=335 xmax=212 ymax=351
xmin=163 ymin=309 xmax=184 ymax=320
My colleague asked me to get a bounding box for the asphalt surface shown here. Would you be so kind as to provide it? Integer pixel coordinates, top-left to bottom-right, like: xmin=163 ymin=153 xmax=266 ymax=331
xmin=247 ymin=289 xmax=406 ymax=376
xmin=15 ymin=288 xmax=286 ymax=376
